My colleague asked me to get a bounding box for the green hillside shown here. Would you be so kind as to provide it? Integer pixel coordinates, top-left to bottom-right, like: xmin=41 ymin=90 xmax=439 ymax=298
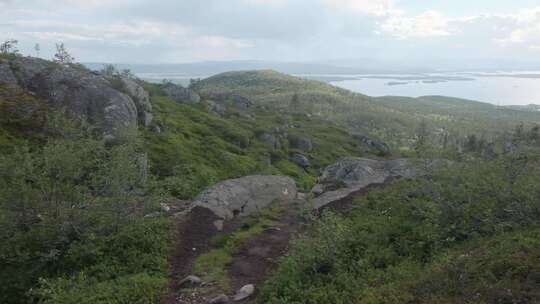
xmin=143 ymin=82 xmax=370 ymax=195
xmin=2 ymin=60 xmax=540 ymax=304
xmin=195 ymin=70 xmax=540 ymax=148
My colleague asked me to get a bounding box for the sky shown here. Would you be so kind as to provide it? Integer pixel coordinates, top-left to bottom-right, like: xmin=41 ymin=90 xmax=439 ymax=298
xmin=1 ymin=0 xmax=540 ymax=67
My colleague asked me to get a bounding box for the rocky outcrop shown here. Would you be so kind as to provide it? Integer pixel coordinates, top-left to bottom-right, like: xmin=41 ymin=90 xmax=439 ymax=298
xmin=289 ymin=153 xmax=310 ymax=169
xmin=116 ymin=77 xmax=153 ymax=126
xmin=205 ymin=100 xmax=227 ymax=116
xmin=288 ymin=135 xmax=313 ymax=152
xmin=353 ymin=134 xmax=391 ymax=156
xmin=0 ymin=56 xmax=151 ymax=140
xmin=161 ymin=82 xmax=201 ymax=104
xmin=0 ymin=61 xmax=18 ymax=86
xmin=311 ymin=158 xmax=439 ymax=209
xmin=206 ymin=93 xmax=254 ymax=108
xmin=192 ymin=175 xmax=297 ymax=220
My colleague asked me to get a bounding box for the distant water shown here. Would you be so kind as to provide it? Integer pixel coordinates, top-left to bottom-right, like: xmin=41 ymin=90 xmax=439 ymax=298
xmin=328 ymin=72 xmax=540 ymax=106
xmin=137 ymin=71 xmax=540 ymax=106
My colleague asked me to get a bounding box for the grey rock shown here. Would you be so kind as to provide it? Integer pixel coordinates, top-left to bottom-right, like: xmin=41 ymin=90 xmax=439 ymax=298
xmin=259 ymin=133 xmax=281 ymax=150
xmin=233 ymin=284 xmax=255 ymax=301
xmin=353 ymin=134 xmax=391 ymax=156
xmin=311 ymin=184 xmax=324 ymax=197
xmin=209 ymin=294 xmax=229 ymax=304
xmin=504 ymin=141 xmax=518 ymax=154
xmin=160 ymin=203 xmax=171 ymax=212
xmin=209 ymin=93 xmax=253 ymax=108
xmin=318 ymin=158 xmax=418 ymax=190
xmin=2 ymin=57 xmax=140 ymax=140
xmin=178 ymin=275 xmax=202 ymax=288
xmin=289 ymin=136 xmax=313 ymax=152
xmin=117 ymin=77 xmax=153 ymax=126
xmin=482 ymin=142 xmax=496 ymax=160
xmin=210 ymin=100 xmax=227 ymax=116
xmin=289 ymin=153 xmax=310 ymax=169
xmin=151 ymin=125 xmax=161 ymax=133
xmin=230 ymin=95 xmax=253 ymax=108
xmin=0 ymin=60 xmax=17 ymax=86
xmin=144 ymin=212 xmax=162 ymax=218
xmin=311 ymin=158 xmax=440 ymax=209
xmin=192 ymin=175 xmax=297 ymax=220
xmin=213 ymin=220 xmax=224 ymax=231
xmin=162 ymin=82 xmax=200 ymax=104
xmin=272 ymin=127 xmax=283 ymax=134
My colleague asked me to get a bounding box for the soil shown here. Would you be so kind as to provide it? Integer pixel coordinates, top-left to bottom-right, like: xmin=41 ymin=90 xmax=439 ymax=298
xmin=164 ymin=207 xmax=220 ymax=304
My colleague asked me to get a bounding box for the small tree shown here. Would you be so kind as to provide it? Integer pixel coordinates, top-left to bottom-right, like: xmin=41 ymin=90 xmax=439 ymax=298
xmin=290 ymin=92 xmax=301 ymax=112
xmin=34 ymin=43 xmax=40 ymax=57
xmin=189 ymin=78 xmax=201 ymax=89
xmin=121 ymin=69 xmax=134 ymax=79
xmin=528 ymin=125 xmax=539 ymax=142
xmin=414 ymin=120 xmax=430 ymax=157
xmin=53 ymin=43 xmax=74 ymax=65
xmin=101 ymin=64 xmax=117 ymax=77
xmin=0 ymin=39 xmax=19 ymax=54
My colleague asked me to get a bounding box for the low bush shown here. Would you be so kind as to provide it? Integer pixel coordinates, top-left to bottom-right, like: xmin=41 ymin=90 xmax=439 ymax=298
xmin=260 ymin=156 xmax=540 ymax=303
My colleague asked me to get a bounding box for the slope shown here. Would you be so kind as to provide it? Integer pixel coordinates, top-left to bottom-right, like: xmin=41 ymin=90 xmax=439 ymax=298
xmin=194 ymin=70 xmax=540 ymax=148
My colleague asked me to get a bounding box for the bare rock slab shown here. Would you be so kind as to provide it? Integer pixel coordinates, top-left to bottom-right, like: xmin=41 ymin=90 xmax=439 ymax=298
xmin=192 ymin=175 xmax=297 ymax=220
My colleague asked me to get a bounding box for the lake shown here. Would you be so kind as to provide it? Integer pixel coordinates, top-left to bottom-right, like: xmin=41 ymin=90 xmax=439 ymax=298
xmin=137 ymin=71 xmax=540 ymax=106
xmin=327 ymin=72 xmax=540 ymax=106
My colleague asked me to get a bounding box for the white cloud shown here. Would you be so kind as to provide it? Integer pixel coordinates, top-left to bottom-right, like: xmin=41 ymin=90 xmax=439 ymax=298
xmin=494 ymin=7 xmax=540 ymax=49
xmin=10 ymin=19 xmax=190 ymax=47
xmin=194 ymin=36 xmax=254 ymax=49
xmin=323 ymin=0 xmax=401 ymax=17
xmin=381 ymin=10 xmax=451 ymax=39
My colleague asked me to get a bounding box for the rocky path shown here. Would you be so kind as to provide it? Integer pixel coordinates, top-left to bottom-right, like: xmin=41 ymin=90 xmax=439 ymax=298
xmin=164 ymin=156 xmax=434 ymax=303
xmin=165 ymin=199 xmax=306 ymax=304
xmin=165 ymin=182 xmax=392 ymax=304
xmin=226 ymin=200 xmax=306 ymax=302
xmin=165 ymin=207 xmax=222 ymax=304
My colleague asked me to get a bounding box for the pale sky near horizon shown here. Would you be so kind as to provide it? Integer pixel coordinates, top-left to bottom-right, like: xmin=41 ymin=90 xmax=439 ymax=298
xmin=1 ymin=0 xmax=540 ymax=66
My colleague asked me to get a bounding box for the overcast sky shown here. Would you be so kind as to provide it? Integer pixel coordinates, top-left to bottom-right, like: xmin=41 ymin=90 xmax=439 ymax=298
xmin=1 ymin=0 xmax=540 ymax=66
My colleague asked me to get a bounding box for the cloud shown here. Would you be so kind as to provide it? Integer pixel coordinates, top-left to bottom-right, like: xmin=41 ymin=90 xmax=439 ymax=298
xmin=3 ymin=0 xmax=540 ymax=63
xmin=323 ymin=0 xmax=401 ymax=17
xmin=381 ymin=10 xmax=451 ymax=39
xmin=194 ymin=36 xmax=254 ymax=49
xmin=494 ymin=7 xmax=540 ymax=50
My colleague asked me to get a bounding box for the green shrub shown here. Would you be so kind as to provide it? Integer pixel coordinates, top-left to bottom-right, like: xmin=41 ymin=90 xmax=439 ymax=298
xmin=31 ymin=272 xmax=166 ymax=304
xmin=260 ymin=157 xmax=540 ymax=303
xmin=0 ymin=120 xmax=170 ymax=304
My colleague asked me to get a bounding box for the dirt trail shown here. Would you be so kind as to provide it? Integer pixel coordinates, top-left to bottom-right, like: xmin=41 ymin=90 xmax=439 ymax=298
xmin=227 ymin=200 xmax=305 ymax=301
xmin=166 ymin=181 xmax=391 ymax=304
xmin=165 ymin=207 xmax=221 ymax=304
